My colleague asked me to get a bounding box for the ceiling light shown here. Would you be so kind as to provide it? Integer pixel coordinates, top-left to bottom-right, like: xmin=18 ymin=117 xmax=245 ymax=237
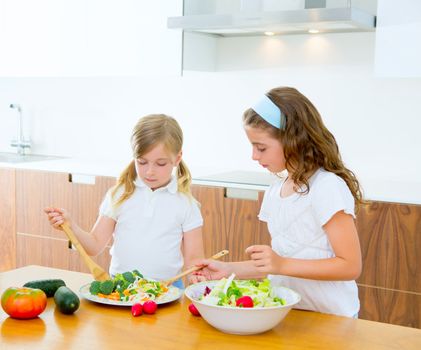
xmin=308 ymin=29 xmax=320 ymax=34
xmin=264 ymin=31 xmax=275 ymax=36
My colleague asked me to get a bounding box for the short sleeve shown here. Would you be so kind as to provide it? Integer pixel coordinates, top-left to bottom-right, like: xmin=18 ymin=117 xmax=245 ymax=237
xmin=181 ymin=197 xmax=203 ymax=233
xmin=258 ymin=180 xmax=282 ymax=222
xmin=258 ymin=188 xmax=271 ymax=222
xmin=311 ymin=173 xmax=355 ymax=226
xmin=99 ymin=188 xmax=118 ymax=221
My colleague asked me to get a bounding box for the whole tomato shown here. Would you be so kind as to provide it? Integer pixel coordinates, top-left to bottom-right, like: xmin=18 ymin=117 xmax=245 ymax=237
xmin=1 ymin=287 xmax=47 ymax=319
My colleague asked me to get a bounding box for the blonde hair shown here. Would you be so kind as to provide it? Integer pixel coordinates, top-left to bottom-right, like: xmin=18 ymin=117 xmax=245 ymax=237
xmin=111 ymin=114 xmax=192 ymax=206
xmin=243 ymin=87 xmax=363 ymax=209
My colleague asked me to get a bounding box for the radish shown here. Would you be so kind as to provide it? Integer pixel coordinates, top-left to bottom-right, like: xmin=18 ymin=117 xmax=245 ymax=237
xmin=143 ymin=300 xmax=157 ymax=314
xmin=131 ymin=303 xmax=143 ymax=317
xmin=188 ymin=303 xmax=201 ymax=316
xmin=236 ymin=296 xmax=254 ymax=308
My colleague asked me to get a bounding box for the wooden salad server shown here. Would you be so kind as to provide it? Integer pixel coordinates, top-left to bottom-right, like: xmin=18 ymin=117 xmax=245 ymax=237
xmin=162 ymin=249 xmax=229 ymax=286
xmin=61 ymin=223 xmax=111 ymax=281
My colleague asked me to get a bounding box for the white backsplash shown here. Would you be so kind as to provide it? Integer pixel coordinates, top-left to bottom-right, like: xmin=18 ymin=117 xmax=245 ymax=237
xmin=1 ymin=31 xmax=421 ymax=204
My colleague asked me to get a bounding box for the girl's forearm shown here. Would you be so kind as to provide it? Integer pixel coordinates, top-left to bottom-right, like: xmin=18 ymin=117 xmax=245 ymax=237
xmin=68 ymin=224 xmax=104 ymax=256
xmin=227 ymin=261 xmax=268 ymax=279
xmin=277 ymin=256 xmax=361 ymax=281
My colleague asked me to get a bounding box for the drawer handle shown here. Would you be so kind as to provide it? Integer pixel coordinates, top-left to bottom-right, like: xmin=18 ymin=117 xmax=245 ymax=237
xmin=68 ymin=173 xmax=96 ymax=185
xmin=224 ymin=187 xmax=258 ymax=201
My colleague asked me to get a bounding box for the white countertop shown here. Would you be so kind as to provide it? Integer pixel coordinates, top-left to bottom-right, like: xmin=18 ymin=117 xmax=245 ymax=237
xmin=1 ymin=156 xmax=421 ymax=205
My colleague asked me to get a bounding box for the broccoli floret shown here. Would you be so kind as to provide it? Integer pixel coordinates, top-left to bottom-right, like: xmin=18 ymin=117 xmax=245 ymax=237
xmin=132 ymin=269 xmax=143 ymax=278
xmin=115 ymin=280 xmax=130 ymax=293
xmin=99 ymin=280 xmax=114 ymax=295
xmin=89 ymin=281 xmax=101 ymax=295
xmin=122 ymin=271 xmax=135 ymax=283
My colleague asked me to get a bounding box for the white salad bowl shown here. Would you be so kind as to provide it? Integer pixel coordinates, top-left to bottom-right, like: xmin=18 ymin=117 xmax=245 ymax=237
xmin=184 ymin=280 xmax=301 ymax=335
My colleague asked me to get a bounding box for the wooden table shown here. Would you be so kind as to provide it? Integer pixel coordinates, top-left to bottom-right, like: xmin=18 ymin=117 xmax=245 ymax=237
xmin=1 ymin=266 xmax=421 ymax=349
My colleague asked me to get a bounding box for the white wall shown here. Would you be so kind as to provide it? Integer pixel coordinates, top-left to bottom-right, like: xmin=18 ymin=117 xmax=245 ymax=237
xmin=0 ymin=0 xmax=182 ymax=76
xmin=1 ymin=30 xmax=421 ymax=203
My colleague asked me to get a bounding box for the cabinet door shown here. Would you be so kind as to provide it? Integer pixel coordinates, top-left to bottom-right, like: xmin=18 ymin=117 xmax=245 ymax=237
xmin=16 ymin=169 xmax=115 ymax=272
xmin=224 ymin=191 xmax=270 ymax=262
xmin=356 ymin=200 xmax=421 ymax=328
xmin=0 ymin=168 xmax=16 ymax=271
xmin=16 ymin=169 xmax=72 ymax=240
xmin=356 ymin=201 xmax=421 ymax=293
xmin=16 ymin=233 xmax=70 ymax=270
xmin=191 ymin=186 xmax=227 ymax=260
xmin=191 ymin=185 xmax=269 ymax=262
xmin=359 ymin=285 xmax=421 ymax=329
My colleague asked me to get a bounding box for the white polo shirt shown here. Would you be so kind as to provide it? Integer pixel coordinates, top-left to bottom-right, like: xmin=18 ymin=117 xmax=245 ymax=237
xmin=99 ymin=176 xmax=203 ymax=280
xmin=259 ymin=168 xmax=359 ymax=317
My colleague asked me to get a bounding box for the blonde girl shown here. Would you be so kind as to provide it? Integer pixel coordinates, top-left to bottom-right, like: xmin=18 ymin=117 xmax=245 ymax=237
xmin=45 ymin=114 xmax=205 ymax=287
xmin=197 ymin=87 xmax=362 ymax=317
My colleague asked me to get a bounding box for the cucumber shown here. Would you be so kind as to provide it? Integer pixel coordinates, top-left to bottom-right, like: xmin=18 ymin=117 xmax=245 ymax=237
xmin=54 ymin=286 xmax=80 ymax=315
xmin=23 ymin=279 xmax=66 ymax=297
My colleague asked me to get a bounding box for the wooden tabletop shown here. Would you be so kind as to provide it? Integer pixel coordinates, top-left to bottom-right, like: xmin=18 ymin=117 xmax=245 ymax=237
xmin=1 ymin=266 xmax=420 ymax=350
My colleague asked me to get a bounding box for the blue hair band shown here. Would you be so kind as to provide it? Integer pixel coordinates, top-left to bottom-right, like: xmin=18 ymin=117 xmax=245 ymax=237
xmin=252 ymin=95 xmax=285 ymax=129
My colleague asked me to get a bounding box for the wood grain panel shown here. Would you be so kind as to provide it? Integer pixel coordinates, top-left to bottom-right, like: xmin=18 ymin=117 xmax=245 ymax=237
xmin=68 ymin=245 xmax=111 ymax=274
xmin=70 ymin=176 xmax=116 ymax=232
xmin=0 ymin=167 xmax=16 ymax=271
xmin=224 ymin=194 xmax=269 ymax=262
xmin=16 ymin=233 xmax=70 ymax=270
xmin=358 ymin=285 xmax=421 ymax=328
xmin=356 ymin=201 xmax=421 ymax=293
xmin=191 ymin=185 xmax=270 ymax=262
xmin=16 ymin=232 xmax=112 ymax=274
xmin=16 ymin=169 xmax=71 ymax=239
xmin=16 ymin=169 xmax=115 ymax=242
xmin=191 ymin=186 xmax=227 ymax=260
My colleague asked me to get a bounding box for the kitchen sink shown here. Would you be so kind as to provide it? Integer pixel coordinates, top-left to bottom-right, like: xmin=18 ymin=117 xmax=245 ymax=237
xmin=0 ymin=152 xmax=63 ymax=163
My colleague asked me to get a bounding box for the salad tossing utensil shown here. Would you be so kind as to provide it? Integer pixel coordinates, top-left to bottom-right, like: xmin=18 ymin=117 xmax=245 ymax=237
xmin=61 ymin=223 xmax=111 ymax=281
xmin=162 ymin=249 xmax=229 ymax=286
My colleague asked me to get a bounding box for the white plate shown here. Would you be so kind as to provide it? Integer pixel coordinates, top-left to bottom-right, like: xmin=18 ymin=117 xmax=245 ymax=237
xmin=79 ymin=283 xmax=182 ymax=306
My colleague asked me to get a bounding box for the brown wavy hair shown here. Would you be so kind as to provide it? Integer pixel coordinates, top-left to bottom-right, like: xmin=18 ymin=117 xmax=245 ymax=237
xmin=112 ymin=114 xmax=192 ymax=207
xmin=243 ymin=87 xmax=363 ymax=208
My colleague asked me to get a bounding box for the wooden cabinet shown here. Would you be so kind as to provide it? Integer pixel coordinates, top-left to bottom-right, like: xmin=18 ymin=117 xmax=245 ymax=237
xmin=4 ymin=169 xmax=421 ymax=329
xmin=356 ymin=201 xmax=421 ymax=328
xmin=15 ymin=169 xmax=115 ymax=273
xmin=191 ymin=185 xmax=270 ymax=262
xmin=192 ymin=185 xmax=421 ymax=329
xmin=0 ymin=168 xmax=16 ymax=272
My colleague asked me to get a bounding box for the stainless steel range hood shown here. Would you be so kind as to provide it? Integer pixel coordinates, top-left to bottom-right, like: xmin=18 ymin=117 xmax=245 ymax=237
xmin=168 ymin=1 xmax=376 ymax=37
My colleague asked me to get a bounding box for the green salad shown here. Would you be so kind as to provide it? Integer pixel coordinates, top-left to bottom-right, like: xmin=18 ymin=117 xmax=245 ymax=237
xmin=199 ymin=274 xmax=286 ymax=308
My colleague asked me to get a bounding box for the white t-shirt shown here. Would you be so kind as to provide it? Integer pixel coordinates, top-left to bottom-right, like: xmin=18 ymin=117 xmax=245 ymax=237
xmin=99 ymin=176 xmax=203 ymax=280
xmin=259 ymin=168 xmax=359 ymax=317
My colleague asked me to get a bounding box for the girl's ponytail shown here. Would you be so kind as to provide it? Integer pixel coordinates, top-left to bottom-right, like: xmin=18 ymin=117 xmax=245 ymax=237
xmin=177 ymin=159 xmax=192 ymax=197
xmin=111 ymin=160 xmax=137 ymax=207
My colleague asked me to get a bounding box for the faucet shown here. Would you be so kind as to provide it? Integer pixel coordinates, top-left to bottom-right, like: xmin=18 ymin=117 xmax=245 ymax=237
xmin=10 ymin=103 xmax=31 ymax=155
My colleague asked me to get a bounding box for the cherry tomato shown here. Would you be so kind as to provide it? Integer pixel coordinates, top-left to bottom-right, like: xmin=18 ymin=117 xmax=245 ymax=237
xmin=236 ymin=296 xmax=254 ymax=308
xmin=131 ymin=303 xmax=143 ymax=317
xmin=1 ymin=287 xmax=47 ymax=319
xmin=142 ymin=300 xmax=157 ymax=314
xmin=188 ymin=303 xmax=201 ymax=316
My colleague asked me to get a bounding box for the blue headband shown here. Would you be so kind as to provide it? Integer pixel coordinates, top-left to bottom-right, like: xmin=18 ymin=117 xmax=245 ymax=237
xmin=252 ymin=95 xmax=285 ymax=129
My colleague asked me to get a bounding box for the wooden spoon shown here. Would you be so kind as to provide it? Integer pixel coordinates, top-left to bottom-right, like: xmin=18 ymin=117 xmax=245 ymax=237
xmin=61 ymin=223 xmax=111 ymax=281
xmin=162 ymin=249 xmax=229 ymax=286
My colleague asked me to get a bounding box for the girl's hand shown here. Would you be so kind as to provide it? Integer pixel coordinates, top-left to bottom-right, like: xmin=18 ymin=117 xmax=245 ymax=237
xmin=245 ymin=245 xmax=282 ymax=275
xmin=43 ymin=207 xmax=71 ymax=230
xmin=194 ymin=260 xmax=231 ymax=281
xmin=187 ymin=273 xmax=206 ymax=285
